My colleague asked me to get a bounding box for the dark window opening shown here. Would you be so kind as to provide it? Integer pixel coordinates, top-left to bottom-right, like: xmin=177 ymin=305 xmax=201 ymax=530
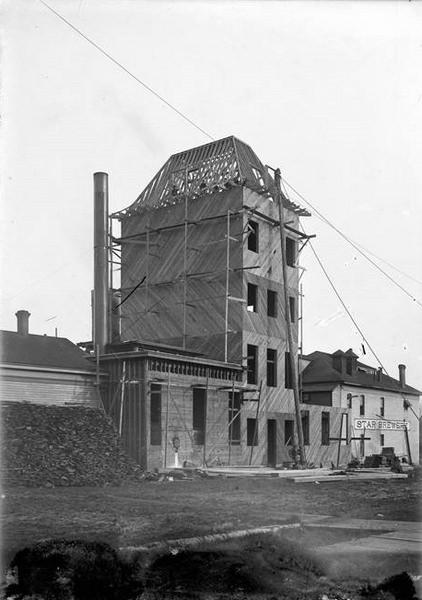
xmin=247 ymin=283 xmax=258 ymax=312
xmin=289 ymin=296 xmax=296 ymax=323
xmin=347 ymin=393 xmax=352 ymax=409
xmin=267 ymin=348 xmax=277 ymax=387
xmin=285 ymin=352 xmax=293 ymax=389
xmin=247 ymin=220 xmax=259 ymax=253
xmin=193 ymin=388 xmax=207 ymax=446
xmin=150 ymin=384 xmax=162 ymax=446
xmin=380 ymin=397 xmax=385 ymax=417
xmin=286 ymin=237 xmax=296 ymax=267
xmin=229 ymin=392 xmax=241 ymax=445
xmin=247 ymin=344 xmax=258 ymax=384
xmin=301 ymin=411 xmax=310 ymax=445
xmin=247 ymin=418 xmax=258 ymax=446
xmin=284 ymin=419 xmax=294 ymax=446
xmin=267 ymin=290 xmax=277 ymax=318
xmin=380 ymin=433 xmax=385 ymax=447
xmin=359 ymin=395 xmax=365 ymax=416
xmin=321 ymin=412 xmax=330 ymax=446
xmin=301 ymin=390 xmax=332 ymax=406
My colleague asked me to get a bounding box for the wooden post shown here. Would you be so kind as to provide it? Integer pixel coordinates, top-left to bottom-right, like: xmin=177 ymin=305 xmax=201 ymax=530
xmin=140 ymin=358 xmax=148 ymax=471
xmin=164 ymin=371 xmax=171 ymax=468
xmin=404 ymin=421 xmax=413 ymax=465
xmin=224 ymin=210 xmax=230 ymax=362
xmin=274 ymin=169 xmax=306 ymax=466
xmin=118 ymin=361 xmax=126 ymax=435
xmin=249 ymin=381 xmax=262 ymax=465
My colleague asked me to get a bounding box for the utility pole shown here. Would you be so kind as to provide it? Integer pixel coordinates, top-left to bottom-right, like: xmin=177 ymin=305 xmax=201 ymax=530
xmin=274 ymin=168 xmax=306 ymax=466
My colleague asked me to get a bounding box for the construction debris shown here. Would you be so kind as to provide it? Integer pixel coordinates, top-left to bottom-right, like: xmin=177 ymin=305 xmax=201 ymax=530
xmin=1 ymin=403 xmax=145 ymax=487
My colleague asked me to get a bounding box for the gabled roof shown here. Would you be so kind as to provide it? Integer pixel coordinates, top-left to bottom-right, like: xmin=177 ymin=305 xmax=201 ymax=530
xmin=114 ymin=136 xmax=310 ymax=218
xmin=0 ymin=330 xmax=96 ymax=373
xmin=302 ymin=350 xmax=421 ymax=396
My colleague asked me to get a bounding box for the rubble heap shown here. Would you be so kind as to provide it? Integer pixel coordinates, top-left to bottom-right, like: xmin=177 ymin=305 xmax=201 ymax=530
xmin=2 ymin=403 xmax=144 ymax=487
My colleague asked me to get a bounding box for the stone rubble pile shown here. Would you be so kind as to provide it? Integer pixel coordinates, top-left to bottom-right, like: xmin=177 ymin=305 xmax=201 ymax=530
xmin=2 ymin=403 xmax=145 ymax=487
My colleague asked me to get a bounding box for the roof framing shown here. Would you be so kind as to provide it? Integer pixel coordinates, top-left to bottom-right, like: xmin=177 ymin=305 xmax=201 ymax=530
xmin=113 ymin=136 xmax=310 ymax=218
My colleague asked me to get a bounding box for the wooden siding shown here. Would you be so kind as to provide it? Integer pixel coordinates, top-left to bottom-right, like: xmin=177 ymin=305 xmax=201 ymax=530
xmin=112 ymin=181 xmax=313 ymax=468
xmin=0 ymin=368 xmax=99 ymax=408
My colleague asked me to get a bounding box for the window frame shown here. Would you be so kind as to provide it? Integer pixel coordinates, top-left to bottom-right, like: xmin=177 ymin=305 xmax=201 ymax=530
xmin=192 ymin=388 xmax=207 ymax=446
xmin=228 ymin=392 xmax=241 ymax=446
xmin=247 ymin=283 xmax=258 ymax=313
xmin=247 ymin=344 xmax=258 ymax=385
xmin=247 ymin=418 xmax=258 ymax=446
xmin=321 ymin=412 xmax=330 ymax=446
xmin=247 ymin=220 xmax=259 ymax=253
xmin=150 ymin=384 xmax=162 ymax=446
xmin=267 ymin=289 xmax=278 ymax=318
xmin=286 ymin=237 xmax=297 ymax=267
xmin=266 ymin=348 xmax=277 ymax=387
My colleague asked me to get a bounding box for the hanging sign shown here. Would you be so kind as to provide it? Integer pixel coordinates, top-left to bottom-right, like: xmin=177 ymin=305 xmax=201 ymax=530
xmin=354 ymin=419 xmax=410 ymax=431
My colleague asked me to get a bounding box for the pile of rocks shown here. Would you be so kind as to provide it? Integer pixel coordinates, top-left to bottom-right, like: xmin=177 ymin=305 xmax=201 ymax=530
xmin=2 ymin=403 xmax=144 ymax=487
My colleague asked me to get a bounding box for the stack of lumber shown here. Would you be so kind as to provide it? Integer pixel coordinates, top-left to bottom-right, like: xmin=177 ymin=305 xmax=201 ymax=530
xmin=1 ymin=403 xmax=144 ymax=487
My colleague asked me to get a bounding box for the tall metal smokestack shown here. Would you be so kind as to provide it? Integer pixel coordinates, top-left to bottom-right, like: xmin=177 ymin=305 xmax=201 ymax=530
xmin=93 ymin=172 xmax=109 ymax=354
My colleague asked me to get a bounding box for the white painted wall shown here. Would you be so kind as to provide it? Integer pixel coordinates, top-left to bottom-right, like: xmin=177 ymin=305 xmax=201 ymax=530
xmin=338 ymin=384 xmax=419 ymax=464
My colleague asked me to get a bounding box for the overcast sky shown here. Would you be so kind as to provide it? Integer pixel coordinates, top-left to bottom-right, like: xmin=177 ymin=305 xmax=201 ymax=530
xmin=2 ymin=0 xmax=422 ymax=389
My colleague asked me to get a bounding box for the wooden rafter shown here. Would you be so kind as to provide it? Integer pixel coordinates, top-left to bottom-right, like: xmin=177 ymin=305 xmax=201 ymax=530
xmin=113 ymin=136 xmax=310 ymax=218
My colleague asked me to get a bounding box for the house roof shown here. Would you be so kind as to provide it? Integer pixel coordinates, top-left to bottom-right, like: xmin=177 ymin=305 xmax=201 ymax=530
xmin=113 ymin=136 xmax=310 ymax=218
xmin=302 ymin=350 xmax=421 ymax=396
xmin=0 ymin=330 xmax=96 ymax=373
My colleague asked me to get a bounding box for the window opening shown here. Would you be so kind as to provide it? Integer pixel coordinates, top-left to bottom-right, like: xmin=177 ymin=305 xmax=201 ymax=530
xmin=247 ymin=283 xmax=258 ymax=312
xmin=247 ymin=220 xmax=259 ymax=252
xmin=150 ymin=384 xmax=162 ymax=446
xmin=267 ymin=348 xmax=277 ymax=387
xmin=228 ymin=392 xmax=241 ymax=445
xmin=286 ymin=237 xmax=296 ymax=267
xmin=247 ymin=418 xmax=258 ymax=446
xmin=359 ymin=395 xmax=365 ymax=416
xmin=380 ymin=397 xmax=385 ymax=417
xmin=321 ymin=412 xmax=330 ymax=445
xmin=380 ymin=433 xmax=385 ymax=447
xmin=285 ymin=352 xmax=293 ymax=389
xmin=301 ymin=410 xmax=310 ymax=445
xmin=193 ymin=388 xmax=207 ymax=446
xmin=247 ymin=345 xmax=258 ymax=384
xmin=284 ymin=419 xmax=294 ymax=446
xmin=347 ymin=393 xmax=352 ymax=409
xmin=267 ymin=289 xmax=277 ymax=317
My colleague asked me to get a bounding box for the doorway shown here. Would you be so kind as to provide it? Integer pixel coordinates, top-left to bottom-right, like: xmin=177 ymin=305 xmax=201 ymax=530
xmin=267 ymin=419 xmax=277 ymax=467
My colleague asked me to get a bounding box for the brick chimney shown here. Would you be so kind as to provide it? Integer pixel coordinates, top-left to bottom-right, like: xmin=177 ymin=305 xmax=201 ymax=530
xmin=16 ymin=310 xmax=30 ymax=336
xmin=398 ymin=364 xmax=406 ymax=388
xmin=332 ymin=350 xmax=346 ymax=374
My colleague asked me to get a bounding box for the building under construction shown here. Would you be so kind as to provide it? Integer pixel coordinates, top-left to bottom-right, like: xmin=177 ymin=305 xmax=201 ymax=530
xmin=92 ymin=136 xmax=349 ymax=470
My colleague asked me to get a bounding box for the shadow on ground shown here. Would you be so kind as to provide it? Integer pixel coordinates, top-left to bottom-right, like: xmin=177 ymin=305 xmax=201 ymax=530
xmin=2 ymin=535 xmax=419 ymax=600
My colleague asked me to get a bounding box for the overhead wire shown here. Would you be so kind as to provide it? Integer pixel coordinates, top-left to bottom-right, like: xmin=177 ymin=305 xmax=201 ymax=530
xmin=38 ymin=0 xmax=215 ymax=141
xmin=282 ymin=178 xmax=422 ymax=307
xmin=38 ymin=0 xmax=420 ymax=304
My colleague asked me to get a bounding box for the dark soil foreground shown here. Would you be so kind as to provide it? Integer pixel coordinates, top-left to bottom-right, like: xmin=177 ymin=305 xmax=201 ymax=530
xmin=1 ymin=475 xmax=421 ymax=599
xmin=3 ymin=534 xmax=419 ymax=600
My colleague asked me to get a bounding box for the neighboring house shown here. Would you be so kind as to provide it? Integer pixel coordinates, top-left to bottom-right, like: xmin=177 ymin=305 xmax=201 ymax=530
xmin=0 ymin=311 xmax=100 ymax=407
xmin=98 ymin=135 xmax=311 ymax=469
xmin=301 ymin=349 xmax=420 ymax=465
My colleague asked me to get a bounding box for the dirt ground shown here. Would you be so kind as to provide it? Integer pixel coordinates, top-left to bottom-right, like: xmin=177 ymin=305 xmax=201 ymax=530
xmin=1 ymin=475 xmax=421 ymax=599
